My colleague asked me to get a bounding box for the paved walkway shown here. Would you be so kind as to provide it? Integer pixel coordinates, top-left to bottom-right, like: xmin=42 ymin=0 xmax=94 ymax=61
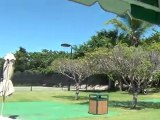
xmin=14 ymin=86 xmax=62 ymax=91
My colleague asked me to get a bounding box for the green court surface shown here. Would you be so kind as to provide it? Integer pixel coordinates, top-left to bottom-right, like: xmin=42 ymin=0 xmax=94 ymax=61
xmin=2 ymin=102 xmax=118 ymax=120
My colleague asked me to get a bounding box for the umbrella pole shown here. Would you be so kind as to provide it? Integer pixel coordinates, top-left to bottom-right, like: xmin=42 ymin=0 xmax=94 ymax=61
xmin=0 ymin=94 xmax=5 ymax=116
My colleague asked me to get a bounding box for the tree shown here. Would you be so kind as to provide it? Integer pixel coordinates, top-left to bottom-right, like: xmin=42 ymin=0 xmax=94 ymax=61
xmin=14 ymin=47 xmax=30 ymax=72
xmin=28 ymin=49 xmax=69 ymax=73
xmin=86 ymin=30 xmax=118 ymax=49
xmin=143 ymin=30 xmax=160 ymax=44
xmin=106 ymin=15 xmax=152 ymax=46
xmin=87 ymin=43 xmax=160 ymax=108
xmin=86 ymin=47 xmax=117 ymax=90
xmin=74 ymin=30 xmax=122 ymax=58
xmin=51 ymin=58 xmax=92 ymax=100
xmin=0 ymin=58 xmax=4 ymax=79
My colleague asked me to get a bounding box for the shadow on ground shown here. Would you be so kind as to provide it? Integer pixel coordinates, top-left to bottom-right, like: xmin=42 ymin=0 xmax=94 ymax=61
xmin=52 ymin=95 xmax=88 ymax=101
xmin=109 ymin=100 xmax=160 ymax=109
xmin=9 ymin=115 xmax=19 ymax=119
xmin=80 ymin=100 xmax=160 ymax=110
xmin=52 ymin=95 xmax=160 ymax=110
xmin=121 ymin=88 xmax=160 ymax=95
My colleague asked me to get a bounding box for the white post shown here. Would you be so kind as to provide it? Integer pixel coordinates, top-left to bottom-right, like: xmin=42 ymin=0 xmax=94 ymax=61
xmin=0 ymin=95 xmax=5 ymax=116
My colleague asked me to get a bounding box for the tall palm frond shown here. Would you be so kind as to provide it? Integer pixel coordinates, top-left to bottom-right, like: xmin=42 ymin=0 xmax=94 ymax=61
xmin=106 ymin=15 xmax=153 ymax=46
xmin=106 ymin=18 xmax=131 ymax=33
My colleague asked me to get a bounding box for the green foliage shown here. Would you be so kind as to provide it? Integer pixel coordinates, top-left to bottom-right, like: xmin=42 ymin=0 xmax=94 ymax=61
xmin=0 ymin=58 xmax=4 ymax=78
xmin=85 ymin=43 xmax=160 ymax=107
xmin=14 ymin=47 xmax=68 ymax=75
xmin=74 ymin=29 xmax=121 ymax=58
xmin=106 ymin=15 xmax=152 ymax=46
xmin=0 ymin=58 xmax=4 ymax=68
xmin=14 ymin=47 xmax=30 ymax=72
xmin=143 ymin=31 xmax=160 ymax=44
xmin=51 ymin=58 xmax=92 ymax=82
xmin=28 ymin=50 xmax=68 ymax=75
xmin=87 ymin=30 xmax=117 ymax=48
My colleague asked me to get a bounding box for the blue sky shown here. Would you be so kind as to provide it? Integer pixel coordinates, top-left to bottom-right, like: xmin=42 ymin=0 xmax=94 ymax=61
xmin=0 ymin=0 xmax=158 ymax=58
xmin=0 ymin=0 xmax=116 ymax=57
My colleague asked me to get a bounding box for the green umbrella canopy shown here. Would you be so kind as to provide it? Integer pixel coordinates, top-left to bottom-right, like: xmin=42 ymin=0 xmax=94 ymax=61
xmin=69 ymin=0 xmax=160 ymax=24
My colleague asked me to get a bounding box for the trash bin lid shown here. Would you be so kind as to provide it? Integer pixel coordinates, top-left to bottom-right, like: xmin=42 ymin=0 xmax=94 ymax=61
xmin=89 ymin=94 xmax=109 ymax=100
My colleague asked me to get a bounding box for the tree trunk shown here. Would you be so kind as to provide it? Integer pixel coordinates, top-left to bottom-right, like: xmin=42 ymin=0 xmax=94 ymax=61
xmin=85 ymin=79 xmax=88 ymax=91
xmin=131 ymin=81 xmax=139 ymax=108
xmin=108 ymin=80 xmax=115 ymax=91
xmin=132 ymin=92 xmax=138 ymax=108
xmin=75 ymin=83 xmax=80 ymax=100
xmin=67 ymin=79 xmax=71 ymax=91
xmin=119 ymin=79 xmax=123 ymax=91
xmin=131 ymin=35 xmax=139 ymax=47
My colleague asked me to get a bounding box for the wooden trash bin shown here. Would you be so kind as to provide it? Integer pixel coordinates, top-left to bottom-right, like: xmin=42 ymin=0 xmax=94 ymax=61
xmin=89 ymin=94 xmax=109 ymax=115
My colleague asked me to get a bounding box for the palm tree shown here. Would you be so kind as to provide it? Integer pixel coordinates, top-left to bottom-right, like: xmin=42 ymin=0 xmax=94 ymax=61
xmin=106 ymin=15 xmax=152 ymax=47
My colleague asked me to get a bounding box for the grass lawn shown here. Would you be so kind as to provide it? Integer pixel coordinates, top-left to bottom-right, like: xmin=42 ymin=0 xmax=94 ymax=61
xmin=1 ymin=87 xmax=160 ymax=120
